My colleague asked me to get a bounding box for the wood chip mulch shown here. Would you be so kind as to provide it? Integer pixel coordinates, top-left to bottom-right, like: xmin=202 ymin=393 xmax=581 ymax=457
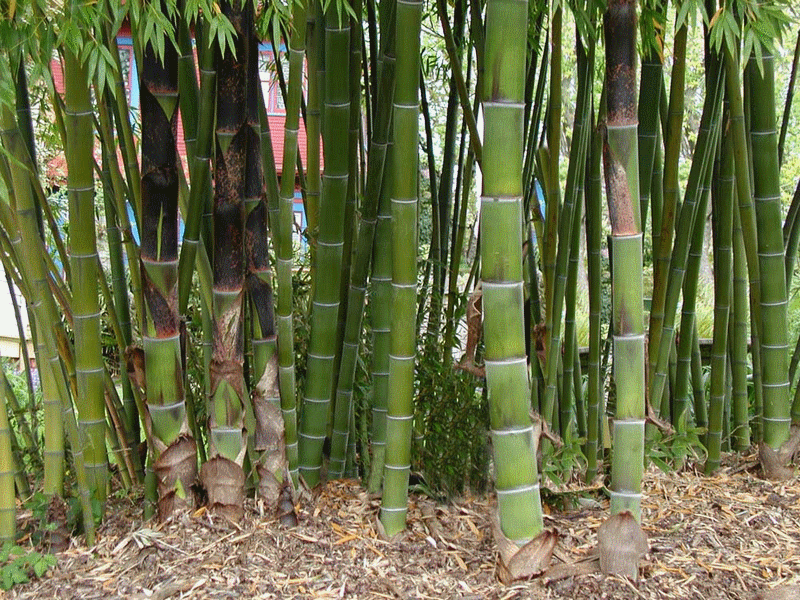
xmin=8 ymin=454 xmax=800 ymax=599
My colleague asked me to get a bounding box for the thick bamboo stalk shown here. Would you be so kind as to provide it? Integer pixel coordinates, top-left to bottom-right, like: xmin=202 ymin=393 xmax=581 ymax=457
xmin=603 ymin=0 xmax=645 ymax=521
xmin=380 ymin=0 xmax=422 ymax=537
xmin=724 ymin=44 xmax=763 ymax=443
xmin=477 ymin=0 xmax=543 ymax=545
xmin=202 ymin=0 xmax=253 ymax=520
xmin=748 ymin=49 xmax=790 ymax=450
xmin=138 ymin=9 xmax=198 ymax=518
xmin=64 ymin=48 xmax=108 ymax=503
xmin=298 ymin=12 xmax=351 ymax=487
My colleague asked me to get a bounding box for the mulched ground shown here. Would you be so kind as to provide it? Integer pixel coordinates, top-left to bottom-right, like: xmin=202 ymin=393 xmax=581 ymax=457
xmin=8 ymin=454 xmax=800 ymax=599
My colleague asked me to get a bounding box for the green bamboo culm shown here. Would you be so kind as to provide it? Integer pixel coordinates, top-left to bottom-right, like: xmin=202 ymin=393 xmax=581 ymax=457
xmin=551 ymin=28 xmax=594 ymax=440
xmin=478 ymin=0 xmax=543 ymax=544
xmin=0 ymin=86 xmax=64 ymax=499
xmin=100 ymin=97 xmax=140 ymax=459
xmin=0 ymin=63 xmax=95 ymax=542
xmin=274 ymin=0 xmax=308 ymax=484
xmin=648 ymin=23 xmax=686 ymax=410
xmin=304 ymin=1 xmax=322 ymax=274
xmin=367 ymin=141 xmax=394 ymax=494
xmin=748 ymin=48 xmax=791 ymax=452
xmin=585 ymin=101 xmax=604 ymax=483
xmin=723 ymin=41 xmax=763 ymax=442
xmin=328 ymin=17 xmax=395 ymax=479
xmin=646 ymin=55 xmax=724 ymax=428
xmin=244 ymin=30 xmax=291 ymax=513
xmin=64 ymin=47 xmax=108 ymax=504
xmin=298 ymin=10 xmax=351 ymax=487
xmin=178 ymin=14 xmax=215 ymax=313
xmin=706 ymin=123 xmax=734 ymax=473
xmin=603 ymin=0 xmax=645 ymax=521
xmin=201 ymin=0 xmax=252 ymax=520
xmin=0 ymin=370 xmax=14 ymax=543
xmin=637 ymin=17 xmax=663 ymax=235
xmin=379 ymin=0 xmax=422 ymax=537
xmin=673 ymin=153 xmax=715 ymax=439
xmin=541 ymin=4 xmax=562 ymax=429
xmin=730 ymin=206 xmax=751 ymax=450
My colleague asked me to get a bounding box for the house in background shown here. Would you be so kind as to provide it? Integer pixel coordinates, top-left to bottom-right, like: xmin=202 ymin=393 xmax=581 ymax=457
xmin=0 ymin=25 xmax=313 ymax=362
xmin=0 ymin=274 xmax=33 ymax=362
xmin=49 ymin=21 xmax=310 ymax=246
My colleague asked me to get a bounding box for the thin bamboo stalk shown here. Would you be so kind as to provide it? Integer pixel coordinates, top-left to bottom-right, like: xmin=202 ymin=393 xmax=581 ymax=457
xmin=730 ymin=206 xmax=751 ymax=449
xmin=778 ymin=28 xmax=800 ymax=167
xmin=649 ymin=23 xmax=686 ymax=411
xmin=648 ymin=62 xmax=723 ymax=421
xmin=0 ymin=370 xmax=15 ymax=542
xmin=707 ymin=126 xmax=734 ymax=471
xmin=329 ymin=22 xmax=395 ymax=477
xmin=367 ymin=141 xmax=394 ymax=493
xmin=585 ymin=97 xmax=604 ymax=483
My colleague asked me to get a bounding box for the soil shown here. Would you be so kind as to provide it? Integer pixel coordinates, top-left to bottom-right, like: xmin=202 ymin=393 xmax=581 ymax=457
xmin=8 ymin=453 xmax=800 ymax=600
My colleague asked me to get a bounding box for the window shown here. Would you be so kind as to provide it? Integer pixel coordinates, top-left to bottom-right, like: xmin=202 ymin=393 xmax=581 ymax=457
xmin=259 ymin=47 xmax=303 ymax=116
xmin=118 ymin=46 xmax=133 ymax=102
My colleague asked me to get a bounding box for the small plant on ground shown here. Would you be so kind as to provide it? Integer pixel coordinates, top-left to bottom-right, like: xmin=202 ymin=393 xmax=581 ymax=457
xmin=0 ymin=543 xmax=56 ymax=591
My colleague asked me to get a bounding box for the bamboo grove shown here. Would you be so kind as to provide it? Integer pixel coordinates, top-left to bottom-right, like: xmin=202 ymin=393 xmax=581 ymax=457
xmin=0 ymin=0 xmax=798 ymax=580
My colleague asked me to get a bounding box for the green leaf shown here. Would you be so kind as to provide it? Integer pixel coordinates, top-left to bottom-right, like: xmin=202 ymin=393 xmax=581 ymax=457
xmin=33 ymin=557 xmax=50 ymax=578
xmin=11 ymin=566 xmax=27 ymax=585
